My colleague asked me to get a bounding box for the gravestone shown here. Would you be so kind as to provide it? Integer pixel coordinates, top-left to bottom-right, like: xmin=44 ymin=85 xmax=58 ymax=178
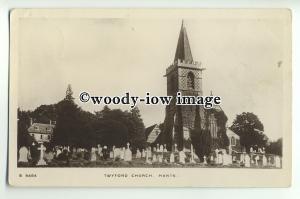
xmin=152 ymin=154 xmax=157 ymax=162
xmin=190 ymin=144 xmax=195 ymax=163
xmin=223 ymin=153 xmax=232 ymax=166
xmin=44 ymin=149 xmax=54 ymax=163
xmin=254 ymin=155 xmax=259 ymax=166
xmin=120 ymin=147 xmax=125 ymax=160
xmin=174 ymin=143 xmax=178 ymax=152
xmin=268 ymin=157 xmax=272 ymax=166
xmin=147 ymin=147 xmax=152 ymax=158
xmin=141 ymin=149 xmax=146 ymax=158
xmin=250 ymin=147 xmax=254 ymax=153
xmin=90 ymin=147 xmax=97 ymax=162
xmin=124 ymin=143 xmax=132 ymax=162
xmin=113 ymin=147 xmax=121 ymax=160
xmin=203 ymin=156 xmax=207 ymax=165
xmin=146 ymin=149 xmax=152 ymax=164
xmin=244 ymin=154 xmax=251 ymax=168
xmin=262 ymin=155 xmax=267 ymax=167
xmin=97 ymin=144 xmax=103 ymax=157
xmin=240 ymin=153 xmax=245 ymax=164
xmin=210 ymin=155 xmax=214 ymax=163
xmin=111 ymin=146 xmax=116 ymax=158
xmin=56 ymin=147 xmax=62 ymax=158
xmin=109 ymin=151 xmax=113 ymax=159
xmin=163 ymin=144 xmax=168 ymax=152
xmin=153 ymin=147 xmax=157 ymax=152
xmin=18 ymin=146 xmax=29 ymax=163
xmin=136 ymin=149 xmax=142 ymax=159
xmin=232 ymin=155 xmax=236 ymax=162
xmin=217 ymin=152 xmax=223 ymax=165
xmin=158 ymin=154 xmax=163 ymax=163
xmin=169 ymin=153 xmax=175 ymax=163
xmin=179 ymin=151 xmax=186 ymax=164
xmin=36 ymin=143 xmax=47 ymax=166
xmin=275 ymin=156 xmax=281 ymax=168
xmin=102 ymin=146 xmax=109 ymax=160
xmin=215 ymin=148 xmax=219 ymax=164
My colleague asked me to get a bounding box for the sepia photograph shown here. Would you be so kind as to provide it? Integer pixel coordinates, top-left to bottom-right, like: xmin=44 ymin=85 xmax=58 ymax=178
xmin=8 ymin=9 xmax=292 ymax=187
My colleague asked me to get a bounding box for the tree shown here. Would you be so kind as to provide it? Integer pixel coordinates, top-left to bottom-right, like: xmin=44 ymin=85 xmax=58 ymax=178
xmin=190 ymin=127 xmax=212 ymax=162
xmin=266 ymin=138 xmax=282 ymax=156
xmin=17 ymin=108 xmax=35 ymax=148
xmin=128 ymin=107 xmax=146 ymax=151
xmin=190 ymin=105 xmax=212 ymax=162
xmin=94 ymin=106 xmax=146 ymax=151
xmin=91 ymin=119 xmax=129 ymax=147
xmin=31 ymin=104 xmax=57 ymax=124
xmin=230 ymin=112 xmax=268 ymax=152
xmin=65 ymin=84 xmax=74 ymax=101
xmin=52 ymin=85 xmax=92 ymax=147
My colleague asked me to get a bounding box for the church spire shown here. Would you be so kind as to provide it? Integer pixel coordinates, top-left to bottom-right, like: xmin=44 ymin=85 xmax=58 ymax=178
xmin=174 ymin=20 xmax=193 ymax=62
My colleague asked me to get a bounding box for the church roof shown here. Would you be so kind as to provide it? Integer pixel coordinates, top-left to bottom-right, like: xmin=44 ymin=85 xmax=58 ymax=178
xmin=145 ymin=124 xmax=162 ymax=144
xmin=145 ymin=124 xmax=157 ymax=138
xmin=174 ymin=20 xmax=193 ymax=62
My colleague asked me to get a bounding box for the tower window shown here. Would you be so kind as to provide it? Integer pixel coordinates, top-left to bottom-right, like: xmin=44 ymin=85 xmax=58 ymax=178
xmin=187 ymin=72 xmax=195 ymax=89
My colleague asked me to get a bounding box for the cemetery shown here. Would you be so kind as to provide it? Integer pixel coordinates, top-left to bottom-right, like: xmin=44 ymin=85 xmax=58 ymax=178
xmin=18 ymin=142 xmax=282 ymax=168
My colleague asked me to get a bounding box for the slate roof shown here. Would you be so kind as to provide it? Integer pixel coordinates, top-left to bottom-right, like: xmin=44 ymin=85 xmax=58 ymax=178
xmin=27 ymin=123 xmax=55 ymax=134
xmin=145 ymin=124 xmax=163 ymax=144
xmin=174 ymin=20 xmax=194 ymax=62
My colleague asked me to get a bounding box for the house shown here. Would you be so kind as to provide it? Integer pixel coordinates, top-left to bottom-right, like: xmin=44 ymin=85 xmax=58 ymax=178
xmin=226 ymin=128 xmax=241 ymax=153
xmin=27 ymin=120 xmax=55 ymax=143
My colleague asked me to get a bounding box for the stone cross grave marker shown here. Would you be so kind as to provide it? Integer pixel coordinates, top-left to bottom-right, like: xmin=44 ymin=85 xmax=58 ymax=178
xmin=37 ymin=143 xmax=47 ymax=166
xmin=124 ymin=143 xmax=132 ymax=161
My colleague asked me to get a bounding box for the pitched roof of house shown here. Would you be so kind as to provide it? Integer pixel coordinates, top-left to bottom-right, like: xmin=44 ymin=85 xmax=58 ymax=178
xmin=226 ymin=128 xmax=240 ymax=139
xmin=174 ymin=20 xmax=194 ymax=62
xmin=27 ymin=123 xmax=55 ymax=134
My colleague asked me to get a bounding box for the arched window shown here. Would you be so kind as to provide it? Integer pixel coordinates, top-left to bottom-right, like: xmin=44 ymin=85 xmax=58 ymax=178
xmin=187 ymin=72 xmax=195 ymax=89
xmin=231 ymin=137 xmax=236 ymax=146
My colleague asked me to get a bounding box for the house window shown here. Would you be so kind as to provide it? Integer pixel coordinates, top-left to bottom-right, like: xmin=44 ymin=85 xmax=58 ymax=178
xmin=48 ymin=135 xmax=51 ymax=139
xmin=231 ymin=137 xmax=236 ymax=146
xmin=187 ymin=72 xmax=195 ymax=90
xmin=40 ymin=134 xmax=43 ymax=139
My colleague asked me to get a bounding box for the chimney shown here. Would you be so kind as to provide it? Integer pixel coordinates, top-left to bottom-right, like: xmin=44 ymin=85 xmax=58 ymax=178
xmin=50 ymin=120 xmax=52 ymax=125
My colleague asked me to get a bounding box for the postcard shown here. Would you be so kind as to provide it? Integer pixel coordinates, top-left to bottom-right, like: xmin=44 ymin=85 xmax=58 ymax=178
xmin=9 ymin=8 xmax=292 ymax=187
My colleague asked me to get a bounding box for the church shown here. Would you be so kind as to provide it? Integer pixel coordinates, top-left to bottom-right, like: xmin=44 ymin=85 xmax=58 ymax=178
xmin=161 ymin=21 xmax=229 ymax=151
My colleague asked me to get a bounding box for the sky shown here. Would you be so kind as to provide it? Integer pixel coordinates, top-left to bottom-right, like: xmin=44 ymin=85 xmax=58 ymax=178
xmin=17 ymin=10 xmax=290 ymax=140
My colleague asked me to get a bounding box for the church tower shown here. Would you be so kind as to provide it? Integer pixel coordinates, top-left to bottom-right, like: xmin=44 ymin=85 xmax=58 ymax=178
xmin=163 ymin=21 xmax=206 ymax=151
